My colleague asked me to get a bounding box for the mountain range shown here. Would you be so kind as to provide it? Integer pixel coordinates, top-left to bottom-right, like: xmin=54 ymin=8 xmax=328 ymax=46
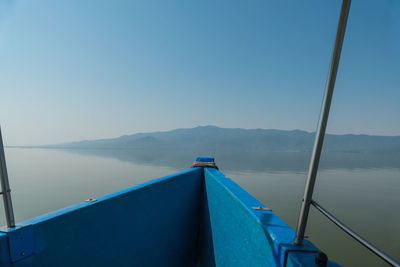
xmin=40 ymin=126 xmax=400 ymax=171
xmin=44 ymin=125 xmax=400 ymax=153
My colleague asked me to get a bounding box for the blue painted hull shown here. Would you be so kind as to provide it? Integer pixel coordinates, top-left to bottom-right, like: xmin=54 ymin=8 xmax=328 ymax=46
xmin=0 ymin=164 xmax=340 ymax=266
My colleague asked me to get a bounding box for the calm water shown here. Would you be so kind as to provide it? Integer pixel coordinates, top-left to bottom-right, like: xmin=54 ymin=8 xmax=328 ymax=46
xmin=2 ymin=148 xmax=399 ymax=266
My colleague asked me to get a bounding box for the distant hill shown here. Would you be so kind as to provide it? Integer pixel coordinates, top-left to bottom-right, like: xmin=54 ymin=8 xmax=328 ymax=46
xmin=37 ymin=126 xmax=400 ymax=171
xmin=43 ymin=125 xmax=400 ymax=154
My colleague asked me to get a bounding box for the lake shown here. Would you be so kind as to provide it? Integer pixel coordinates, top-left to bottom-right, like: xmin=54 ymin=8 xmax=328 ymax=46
xmin=1 ymin=147 xmax=399 ymax=266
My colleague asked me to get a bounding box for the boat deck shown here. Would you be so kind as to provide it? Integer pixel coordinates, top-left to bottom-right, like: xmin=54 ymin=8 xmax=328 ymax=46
xmin=0 ymin=163 xmax=339 ymax=266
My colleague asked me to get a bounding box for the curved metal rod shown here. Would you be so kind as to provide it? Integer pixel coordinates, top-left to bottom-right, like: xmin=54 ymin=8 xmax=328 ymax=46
xmin=294 ymin=0 xmax=351 ymax=245
xmin=311 ymin=200 xmax=400 ymax=267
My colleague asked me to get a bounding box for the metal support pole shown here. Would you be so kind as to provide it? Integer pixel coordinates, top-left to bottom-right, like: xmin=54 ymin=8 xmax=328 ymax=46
xmin=0 ymin=127 xmax=16 ymax=228
xmin=294 ymin=0 xmax=351 ymax=245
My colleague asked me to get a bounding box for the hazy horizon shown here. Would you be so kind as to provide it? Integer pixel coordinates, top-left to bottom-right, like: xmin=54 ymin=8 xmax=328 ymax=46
xmin=3 ymin=125 xmax=400 ymax=147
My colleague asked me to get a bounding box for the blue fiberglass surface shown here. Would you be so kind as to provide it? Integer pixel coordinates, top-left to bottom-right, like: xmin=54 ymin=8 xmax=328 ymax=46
xmin=203 ymin=168 xmax=341 ymax=267
xmin=0 ymin=160 xmax=340 ymax=266
xmin=0 ymin=168 xmax=203 ymax=267
xmin=195 ymin=156 xmax=215 ymax=163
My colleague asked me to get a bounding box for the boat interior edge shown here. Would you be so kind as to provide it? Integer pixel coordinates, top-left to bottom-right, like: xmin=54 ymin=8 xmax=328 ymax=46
xmin=0 ymin=166 xmax=340 ymax=267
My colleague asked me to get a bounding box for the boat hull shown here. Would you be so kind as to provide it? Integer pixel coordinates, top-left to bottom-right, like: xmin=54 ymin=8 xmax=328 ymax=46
xmin=0 ymin=165 xmax=339 ymax=266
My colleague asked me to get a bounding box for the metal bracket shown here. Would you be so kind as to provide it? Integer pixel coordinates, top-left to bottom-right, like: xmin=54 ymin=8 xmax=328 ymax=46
xmin=6 ymin=225 xmax=34 ymax=262
xmin=252 ymin=206 xmax=272 ymax=211
xmin=0 ymin=189 xmax=11 ymax=195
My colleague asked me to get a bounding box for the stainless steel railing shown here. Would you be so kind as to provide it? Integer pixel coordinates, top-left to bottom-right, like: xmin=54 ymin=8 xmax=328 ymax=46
xmin=293 ymin=1 xmax=400 ymax=266
xmin=294 ymin=0 xmax=352 ymax=246
xmin=0 ymin=127 xmax=16 ymax=228
xmin=311 ymin=200 xmax=400 ymax=267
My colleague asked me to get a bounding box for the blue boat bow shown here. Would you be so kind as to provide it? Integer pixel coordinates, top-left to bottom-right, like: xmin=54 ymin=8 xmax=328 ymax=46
xmin=0 ymin=156 xmax=339 ymax=267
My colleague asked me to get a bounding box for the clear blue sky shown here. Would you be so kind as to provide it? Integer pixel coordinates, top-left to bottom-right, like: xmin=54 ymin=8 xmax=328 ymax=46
xmin=0 ymin=0 xmax=399 ymax=145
